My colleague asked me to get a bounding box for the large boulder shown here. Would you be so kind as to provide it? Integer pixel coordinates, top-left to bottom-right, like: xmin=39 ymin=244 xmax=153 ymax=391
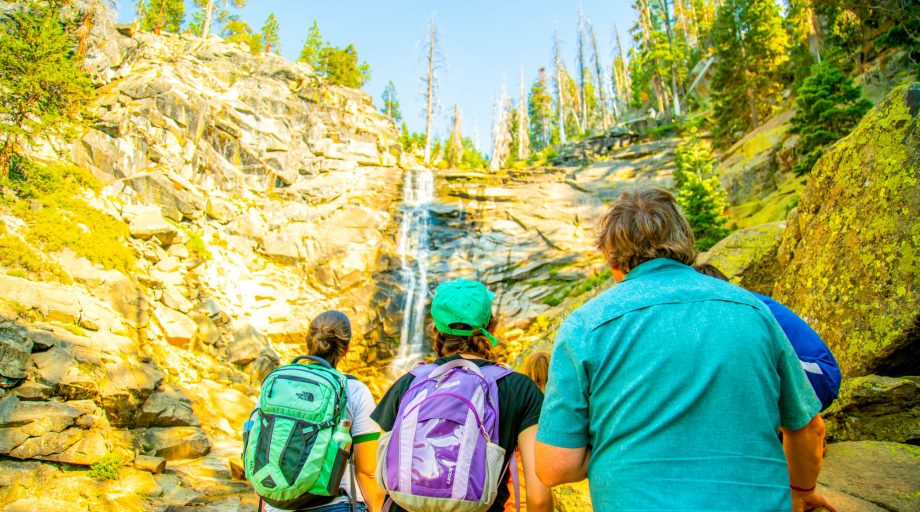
xmin=136 ymin=385 xmax=199 ymax=428
xmin=139 ymin=427 xmax=211 ymax=461
xmin=227 ymin=324 xmax=272 ymax=366
xmin=695 ymin=221 xmax=785 ymax=295
xmin=818 ymin=441 xmax=920 ymax=512
xmin=824 ymin=375 xmax=920 ymax=444
xmin=124 ymin=204 xmax=178 ymax=245
xmin=0 ymin=318 xmax=32 ymax=386
xmin=774 ymin=84 xmax=920 ymax=377
xmin=0 ymin=396 xmax=127 ymax=466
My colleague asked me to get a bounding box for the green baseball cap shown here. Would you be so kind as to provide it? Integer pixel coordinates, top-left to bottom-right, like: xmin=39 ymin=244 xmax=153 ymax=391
xmin=431 ymin=279 xmax=499 ymax=347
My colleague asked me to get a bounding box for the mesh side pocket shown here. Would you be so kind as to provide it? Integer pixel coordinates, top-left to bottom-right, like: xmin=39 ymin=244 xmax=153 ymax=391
xmin=481 ymin=442 xmax=506 ymax=506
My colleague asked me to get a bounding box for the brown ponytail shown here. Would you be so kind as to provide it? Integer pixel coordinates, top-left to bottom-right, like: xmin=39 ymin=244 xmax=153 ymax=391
xmin=307 ymin=310 xmax=352 ymax=367
xmin=431 ymin=316 xmax=497 ymax=360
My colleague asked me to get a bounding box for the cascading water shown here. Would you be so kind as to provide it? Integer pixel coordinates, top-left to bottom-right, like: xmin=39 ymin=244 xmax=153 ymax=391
xmin=391 ymin=167 xmax=434 ymax=374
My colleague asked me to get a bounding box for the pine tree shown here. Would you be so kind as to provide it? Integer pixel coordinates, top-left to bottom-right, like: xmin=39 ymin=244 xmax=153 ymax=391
xmin=223 ymin=18 xmax=261 ymax=54
xmin=381 ymin=81 xmax=402 ymax=123
xmin=0 ymin=4 xmax=94 ymax=173
xmin=710 ymin=0 xmax=790 ymax=144
xmin=141 ymin=0 xmax=184 ymax=34
xmin=298 ymin=20 xmax=323 ymax=70
xmin=790 ymin=61 xmax=871 ymax=175
xmin=261 ymin=13 xmax=280 ymax=54
xmin=320 ymin=44 xmax=370 ymax=88
xmin=528 ymin=68 xmax=554 ymax=152
xmin=674 ymin=130 xmax=729 ymax=251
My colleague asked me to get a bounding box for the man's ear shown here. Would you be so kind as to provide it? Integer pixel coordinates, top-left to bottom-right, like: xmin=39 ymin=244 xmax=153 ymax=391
xmin=610 ymin=264 xmax=627 ymax=283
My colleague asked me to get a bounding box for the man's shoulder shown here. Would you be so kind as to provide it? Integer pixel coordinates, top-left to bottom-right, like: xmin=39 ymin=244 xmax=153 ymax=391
xmin=572 ymin=267 xmax=766 ymax=329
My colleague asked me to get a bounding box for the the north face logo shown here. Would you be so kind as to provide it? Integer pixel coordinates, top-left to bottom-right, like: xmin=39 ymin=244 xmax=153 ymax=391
xmin=296 ymin=391 xmax=313 ymax=401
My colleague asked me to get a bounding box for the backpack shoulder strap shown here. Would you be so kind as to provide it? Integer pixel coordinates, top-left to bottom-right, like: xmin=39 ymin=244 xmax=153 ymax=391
xmin=291 ymin=355 xmax=333 ymax=368
xmin=480 ymin=363 xmax=513 ymax=382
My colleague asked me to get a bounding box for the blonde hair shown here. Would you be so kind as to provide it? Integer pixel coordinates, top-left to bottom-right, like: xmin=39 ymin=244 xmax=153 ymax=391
xmin=595 ymin=186 xmax=696 ymax=273
xmin=521 ymin=351 xmax=551 ymax=392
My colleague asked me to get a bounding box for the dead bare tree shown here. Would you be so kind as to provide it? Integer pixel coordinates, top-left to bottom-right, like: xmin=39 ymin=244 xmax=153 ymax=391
xmin=587 ymin=19 xmax=611 ymax=129
xmin=553 ymin=27 xmax=567 ymax=145
xmin=420 ymin=16 xmax=445 ymax=165
xmin=518 ymin=68 xmax=530 ymax=160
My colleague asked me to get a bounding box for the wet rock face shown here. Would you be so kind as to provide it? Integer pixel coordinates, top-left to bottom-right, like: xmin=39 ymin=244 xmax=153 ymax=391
xmin=774 ymin=84 xmax=920 ymax=378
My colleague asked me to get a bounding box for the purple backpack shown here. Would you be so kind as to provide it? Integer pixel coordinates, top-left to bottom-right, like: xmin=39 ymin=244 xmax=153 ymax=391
xmin=377 ymin=359 xmax=517 ymax=512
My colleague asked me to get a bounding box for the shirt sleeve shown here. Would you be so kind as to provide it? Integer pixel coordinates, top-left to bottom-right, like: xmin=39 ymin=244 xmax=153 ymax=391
xmin=536 ymin=316 xmax=591 ymax=449
xmin=370 ymin=373 xmax=414 ymax=431
xmin=773 ymin=318 xmax=822 ymax=431
xmin=348 ymin=380 xmax=380 ymax=443
xmin=512 ymin=374 xmax=544 ymax=434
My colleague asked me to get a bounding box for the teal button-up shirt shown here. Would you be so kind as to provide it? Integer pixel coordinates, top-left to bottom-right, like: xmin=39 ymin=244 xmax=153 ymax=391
xmin=537 ymin=258 xmax=821 ymax=511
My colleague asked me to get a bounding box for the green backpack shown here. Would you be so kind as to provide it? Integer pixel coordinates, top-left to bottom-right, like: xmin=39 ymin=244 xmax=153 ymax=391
xmin=243 ymin=355 xmax=353 ymax=510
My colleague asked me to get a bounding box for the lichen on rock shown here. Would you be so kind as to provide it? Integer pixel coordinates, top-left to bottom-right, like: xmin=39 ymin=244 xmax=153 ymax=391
xmin=774 ymin=83 xmax=920 ymax=378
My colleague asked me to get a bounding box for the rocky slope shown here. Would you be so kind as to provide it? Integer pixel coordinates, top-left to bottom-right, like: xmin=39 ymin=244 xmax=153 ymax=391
xmin=0 ymin=4 xmax=410 ymax=508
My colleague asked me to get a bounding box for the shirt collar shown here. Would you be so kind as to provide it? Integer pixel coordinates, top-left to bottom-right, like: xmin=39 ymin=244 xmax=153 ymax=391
xmin=622 ymin=258 xmax=690 ymax=282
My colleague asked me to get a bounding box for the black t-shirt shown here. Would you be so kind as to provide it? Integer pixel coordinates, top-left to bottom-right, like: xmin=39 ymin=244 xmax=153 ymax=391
xmin=371 ymin=355 xmax=544 ymax=512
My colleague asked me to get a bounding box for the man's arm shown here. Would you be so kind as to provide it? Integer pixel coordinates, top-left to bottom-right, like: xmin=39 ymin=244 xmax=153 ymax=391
xmin=518 ymin=425 xmax=554 ymax=512
xmin=781 ymin=414 xmax=836 ymax=512
xmin=534 ymin=441 xmax=590 ymax=487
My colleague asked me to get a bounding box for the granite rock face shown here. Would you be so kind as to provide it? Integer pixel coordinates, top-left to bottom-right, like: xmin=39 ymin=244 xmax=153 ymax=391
xmin=774 ymin=84 xmax=920 ymax=378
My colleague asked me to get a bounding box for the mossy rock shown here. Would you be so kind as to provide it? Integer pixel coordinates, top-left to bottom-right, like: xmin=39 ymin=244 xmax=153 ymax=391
xmin=695 ymin=221 xmax=786 ymax=295
xmin=819 ymin=441 xmax=920 ymax=512
xmin=552 ymin=480 xmax=593 ymax=511
xmin=774 ymin=83 xmax=920 ymax=378
xmin=824 ymin=375 xmax=920 ymax=444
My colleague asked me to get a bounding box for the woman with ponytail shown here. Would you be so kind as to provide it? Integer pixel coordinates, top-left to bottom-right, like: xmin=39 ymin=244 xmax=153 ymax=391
xmin=262 ymin=311 xmax=384 ymax=512
xmin=371 ymin=280 xmax=554 ymax=512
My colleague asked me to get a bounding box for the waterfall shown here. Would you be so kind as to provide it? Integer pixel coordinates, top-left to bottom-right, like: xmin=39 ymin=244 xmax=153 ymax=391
xmin=391 ymin=167 xmax=434 ymax=374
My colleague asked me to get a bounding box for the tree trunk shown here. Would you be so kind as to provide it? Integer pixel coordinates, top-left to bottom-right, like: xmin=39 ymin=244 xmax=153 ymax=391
xmin=155 ymin=0 xmax=167 ymax=34
xmin=661 ymin=0 xmax=683 ymax=117
xmin=518 ymin=68 xmax=528 ymax=160
xmin=588 ymin=21 xmax=610 ymax=129
xmin=202 ymin=0 xmax=214 ymax=39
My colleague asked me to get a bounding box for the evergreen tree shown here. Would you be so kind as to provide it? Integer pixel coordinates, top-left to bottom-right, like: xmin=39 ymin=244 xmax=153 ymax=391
xmin=380 ymin=81 xmax=402 ymax=123
xmin=320 ymin=44 xmax=370 ymax=88
xmin=789 ymin=61 xmax=871 ymax=175
xmin=141 ymin=0 xmax=184 ymax=34
xmin=528 ymin=68 xmax=554 ymax=152
xmin=710 ymin=0 xmax=790 ymax=145
xmin=298 ymin=20 xmax=323 ymax=70
xmin=261 ymin=13 xmax=280 ymax=54
xmin=0 ymin=3 xmax=94 ymax=173
xmin=674 ymin=131 xmax=729 ymax=251
xmin=222 ymin=17 xmax=261 ymax=54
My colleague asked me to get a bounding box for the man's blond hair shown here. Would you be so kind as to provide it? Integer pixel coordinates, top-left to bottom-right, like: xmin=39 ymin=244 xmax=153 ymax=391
xmin=595 ymin=186 xmax=696 ymax=272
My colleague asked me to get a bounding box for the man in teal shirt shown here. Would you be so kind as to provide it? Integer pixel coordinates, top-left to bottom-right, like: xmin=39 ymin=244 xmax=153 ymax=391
xmin=535 ymin=187 xmax=834 ymax=512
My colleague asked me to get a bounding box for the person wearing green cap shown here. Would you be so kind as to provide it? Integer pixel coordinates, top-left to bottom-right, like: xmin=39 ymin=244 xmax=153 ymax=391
xmin=371 ymin=279 xmax=554 ymax=512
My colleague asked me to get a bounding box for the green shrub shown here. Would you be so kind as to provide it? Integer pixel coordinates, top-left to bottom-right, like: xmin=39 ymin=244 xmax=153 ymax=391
xmin=88 ymin=453 xmax=124 ymax=480
xmin=185 ymin=229 xmax=212 ymax=260
xmin=0 ymin=223 xmax=71 ymax=283
xmin=1 ymin=161 xmax=135 ymax=273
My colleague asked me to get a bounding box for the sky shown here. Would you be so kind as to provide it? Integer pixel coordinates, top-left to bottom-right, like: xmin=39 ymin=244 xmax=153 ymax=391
xmin=114 ymin=1 xmax=638 ymax=150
